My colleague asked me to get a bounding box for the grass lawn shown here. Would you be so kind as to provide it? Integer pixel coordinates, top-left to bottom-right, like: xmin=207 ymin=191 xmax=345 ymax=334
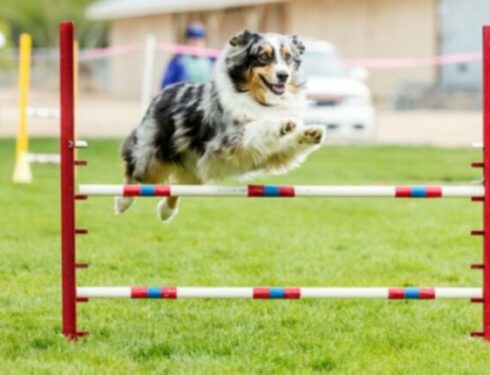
xmin=1 ymin=138 xmax=489 ymax=374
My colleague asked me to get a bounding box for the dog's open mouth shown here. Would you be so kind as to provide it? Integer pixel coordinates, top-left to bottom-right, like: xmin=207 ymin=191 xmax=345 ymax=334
xmin=259 ymin=75 xmax=286 ymax=96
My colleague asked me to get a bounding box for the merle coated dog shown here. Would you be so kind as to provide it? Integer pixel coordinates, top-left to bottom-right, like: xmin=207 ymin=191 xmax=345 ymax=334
xmin=117 ymin=30 xmax=325 ymax=221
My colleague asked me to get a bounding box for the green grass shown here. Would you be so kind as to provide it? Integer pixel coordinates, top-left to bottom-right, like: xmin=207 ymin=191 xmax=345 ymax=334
xmin=1 ymin=138 xmax=489 ymax=374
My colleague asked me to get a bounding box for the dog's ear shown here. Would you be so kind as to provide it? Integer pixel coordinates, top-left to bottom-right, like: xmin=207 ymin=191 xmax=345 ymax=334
xmin=288 ymin=34 xmax=305 ymax=55
xmin=229 ymin=30 xmax=258 ymax=48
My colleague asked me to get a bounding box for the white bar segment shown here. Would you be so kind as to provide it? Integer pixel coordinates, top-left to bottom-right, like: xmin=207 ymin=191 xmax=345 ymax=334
xmin=435 ymin=287 xmax=481 ymax=298
xmin=78 ymin=287 xmax=131 ymax=298
xmin=26 ymin=107 xmax=60 ymax=119
xmin=81 ymin=185 xmax=124 ymax=195
xmin=75 ymin=140 xmax=88 ymax=149
xmin=77 ymin=287 xmax=481 ymax=299
xmin=78 ymin=184 xmax=484 ymax=198
xmin=27 ymin=153 xmax=60 ymax=164
xmin=472 ymin=142 xmax=484 ymax=148
xmin=178 ymin=287 xmax=253 ymax=298
xmin=301 ymin=288 xmax=389 ymax=298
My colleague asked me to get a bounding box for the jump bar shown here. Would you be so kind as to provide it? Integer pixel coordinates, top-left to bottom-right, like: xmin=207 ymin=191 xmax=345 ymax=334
xmin=77 ymin=287 xmax=481 ymax=299
xmin=79 ymin=184 xmax=485 ymax=198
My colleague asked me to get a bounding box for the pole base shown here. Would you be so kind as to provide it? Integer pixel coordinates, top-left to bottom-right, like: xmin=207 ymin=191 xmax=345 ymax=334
xmin=12 ymin=152 xmax=32 ymax=183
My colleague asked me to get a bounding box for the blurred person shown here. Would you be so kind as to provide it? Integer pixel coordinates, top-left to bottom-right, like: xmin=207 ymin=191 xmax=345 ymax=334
xmin=160 ymin=24 xmax=215 ymax=88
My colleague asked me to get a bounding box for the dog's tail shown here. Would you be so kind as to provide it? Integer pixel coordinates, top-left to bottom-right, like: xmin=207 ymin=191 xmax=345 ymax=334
xmin=115 ymin=131 xmax=138 ymax=215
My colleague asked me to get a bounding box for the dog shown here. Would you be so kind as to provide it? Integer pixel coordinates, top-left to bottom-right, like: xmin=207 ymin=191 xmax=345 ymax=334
xmin=116 ymin=30 xmax=325 ymax=221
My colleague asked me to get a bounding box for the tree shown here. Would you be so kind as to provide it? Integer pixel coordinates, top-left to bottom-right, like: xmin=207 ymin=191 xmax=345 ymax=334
xmin=1 ymin=0 xmax=106 ymax=48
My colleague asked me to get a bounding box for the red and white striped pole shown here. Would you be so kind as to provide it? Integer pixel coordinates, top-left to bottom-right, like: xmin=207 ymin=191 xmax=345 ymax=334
xmin=77 ymin=287 xmax=481 ymax=300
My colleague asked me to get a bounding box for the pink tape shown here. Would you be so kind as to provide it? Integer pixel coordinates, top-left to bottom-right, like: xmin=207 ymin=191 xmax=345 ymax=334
xmin=155 ymin=42 xmax=220 ymax=58
xmin=68 ymin=40 xmax=486 ymax=70
xmin=343 ymin=51 xmax=482 ymax=69
xmin=79 ymin=43 xmax=142 ymax=60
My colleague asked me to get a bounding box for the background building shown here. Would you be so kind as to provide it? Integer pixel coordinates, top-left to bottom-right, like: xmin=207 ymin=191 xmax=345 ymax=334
xmin=87 ymin=0 xmax=490 ymax=107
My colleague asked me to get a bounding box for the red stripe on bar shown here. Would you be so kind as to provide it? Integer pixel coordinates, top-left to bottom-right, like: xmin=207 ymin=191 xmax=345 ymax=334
xmin=123 ymin=185 xmax=140 ymax=197
xmin=74 ymin=160 xmax=87 ymax=166
xmin=279 ymin=186 xmax=295 ymax=197
xmin=248 ymin=185 xmax=265 ymax=197
xmin=131 ymin=287 xmax=148 ymax=298
xmin=284 ymin=288 xmax=301 ymax=299
xmin=395 ymin=187 xmax=411 ymax=198
xmin=162 ymin=287 xmax=177 ymax=299
xmin=388 ymin=288 xmax=404 ymax=299
xmin=253 ymin=288 xmax=270 ymax=299
xmin=419 ymin=288 xmax=435 ymax=299
xmin=155 ymin=185 xmax=171 ymax=196
xmin=426 ymin=187 xmax=442 ymax=198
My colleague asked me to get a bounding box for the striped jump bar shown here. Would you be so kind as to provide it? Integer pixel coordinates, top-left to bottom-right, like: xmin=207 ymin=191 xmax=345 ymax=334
xmin=78 ymin=184 xmax=484 ymax=198
xmin=77 ymin=287 xmax=481 ymax=299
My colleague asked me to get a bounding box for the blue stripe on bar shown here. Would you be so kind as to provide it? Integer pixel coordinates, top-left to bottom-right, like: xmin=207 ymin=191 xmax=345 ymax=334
xmin=140 ymin=185 xmax=155 ymax=196
xmin=147 ymin=287 xmax=161 ymax=298
xmin=264 ymin=185 xmax=280 ymax=197
xmin=404 ymin=288 xmax=420 ymax=299
xmin=410 ymin=187 xmax=427 ymax=198
xmin=269 ymin=288 xmax=285 ymax=299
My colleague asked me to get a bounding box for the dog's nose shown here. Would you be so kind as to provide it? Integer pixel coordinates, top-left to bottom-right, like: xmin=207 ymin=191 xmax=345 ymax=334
xmin=276 ymin=71 xmax=289 ymax=83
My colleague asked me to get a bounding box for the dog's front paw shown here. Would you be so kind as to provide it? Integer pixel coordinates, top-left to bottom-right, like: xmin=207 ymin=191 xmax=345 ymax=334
xmin=299 ymin=126 xmax=325 ymax=145
xmin=279 ymin=118 xmax=299 ymax=136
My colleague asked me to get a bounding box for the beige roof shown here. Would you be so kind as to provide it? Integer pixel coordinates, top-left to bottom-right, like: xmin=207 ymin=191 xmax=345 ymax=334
xmin=87 ymin=0 xmax=287 ymax=20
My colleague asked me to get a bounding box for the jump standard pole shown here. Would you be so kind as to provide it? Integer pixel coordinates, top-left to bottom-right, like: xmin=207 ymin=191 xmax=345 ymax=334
xmin=60 ymin=21 xmax=88 ymax=340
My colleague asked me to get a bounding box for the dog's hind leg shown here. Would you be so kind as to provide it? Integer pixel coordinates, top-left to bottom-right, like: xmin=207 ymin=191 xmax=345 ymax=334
xmin=114 ymin=176 xmax=138 ymax=214
xmin=157 ymin=170 xmax=202 ymax=222
xmin=116 ymin=160 xmax=172 ymax=216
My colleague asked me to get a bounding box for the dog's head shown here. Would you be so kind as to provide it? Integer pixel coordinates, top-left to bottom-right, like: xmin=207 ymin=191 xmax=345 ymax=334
xmin=224 ymin=30 xmax=305 ymax=105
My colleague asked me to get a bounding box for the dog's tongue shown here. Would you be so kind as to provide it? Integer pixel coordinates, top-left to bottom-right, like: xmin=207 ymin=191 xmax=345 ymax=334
xmin=272 ymin=84 xmax=286 ymax=95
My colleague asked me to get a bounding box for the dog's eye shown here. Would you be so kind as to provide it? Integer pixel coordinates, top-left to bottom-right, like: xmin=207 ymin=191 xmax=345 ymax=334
xmin=284 ymin=52 xmax=292 ymax=63
xmin=258 ymin=53 xmax=272 ymax=64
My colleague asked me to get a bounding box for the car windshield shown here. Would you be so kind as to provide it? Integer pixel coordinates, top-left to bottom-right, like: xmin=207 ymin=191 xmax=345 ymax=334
xmin=302 ymin=49 xmax=347 ymax=77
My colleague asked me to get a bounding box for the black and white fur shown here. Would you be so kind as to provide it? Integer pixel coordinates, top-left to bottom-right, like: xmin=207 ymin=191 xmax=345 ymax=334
xmin=116 ymin=30 xmax=325 ymax=221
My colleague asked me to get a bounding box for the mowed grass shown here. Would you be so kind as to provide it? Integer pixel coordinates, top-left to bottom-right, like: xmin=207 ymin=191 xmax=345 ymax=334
xmin=1 ymin=138 xmax=489 ymax=374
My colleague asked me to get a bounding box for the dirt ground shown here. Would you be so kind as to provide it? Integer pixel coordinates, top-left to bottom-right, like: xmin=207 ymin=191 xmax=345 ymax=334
xmin=0 ymin=88 xmax=482 ymax=147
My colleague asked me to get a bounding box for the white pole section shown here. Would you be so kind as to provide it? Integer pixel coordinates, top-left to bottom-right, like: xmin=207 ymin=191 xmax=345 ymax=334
xmin=141 ymin=34 xmax=156 ymax=113
xmin=26 ymin=107 xmax=60 ymax=119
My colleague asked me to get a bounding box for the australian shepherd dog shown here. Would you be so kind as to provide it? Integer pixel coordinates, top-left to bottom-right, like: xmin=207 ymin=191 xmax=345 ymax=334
xmin=116 ymin=30 xmax=325 ymax=221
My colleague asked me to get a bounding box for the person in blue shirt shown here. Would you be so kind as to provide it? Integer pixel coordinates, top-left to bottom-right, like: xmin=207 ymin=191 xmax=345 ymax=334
xmin=161 ymin=24 xmax=215 ymax=89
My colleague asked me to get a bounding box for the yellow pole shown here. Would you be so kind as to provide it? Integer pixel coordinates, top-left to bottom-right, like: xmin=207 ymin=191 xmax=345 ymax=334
xmin=13 ymin=33 xmax=32 ymax=183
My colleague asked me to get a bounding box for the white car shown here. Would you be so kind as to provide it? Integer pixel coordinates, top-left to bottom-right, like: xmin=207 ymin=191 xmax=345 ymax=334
xmin=302 ymin=39 xmax=375 ymax=140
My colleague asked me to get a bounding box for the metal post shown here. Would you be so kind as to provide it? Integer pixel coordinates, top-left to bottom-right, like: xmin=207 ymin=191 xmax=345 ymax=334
xmin=60 ymin=21 xmax=77 ymax=340
xmin=483 ymin=26 xmax=490 ymax=341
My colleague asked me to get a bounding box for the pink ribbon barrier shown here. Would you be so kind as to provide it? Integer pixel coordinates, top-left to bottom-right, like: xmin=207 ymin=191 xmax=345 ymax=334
xmin=5 ymin=39 xmax=482 ymax=69
xmin=343 ymin=51 xmax=482 ymax=69
xmin=155 ymin=42 xmax=220 ymax=58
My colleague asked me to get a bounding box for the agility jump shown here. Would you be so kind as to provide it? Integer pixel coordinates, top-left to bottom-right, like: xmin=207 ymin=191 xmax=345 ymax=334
xmin=59 ymin=21 xmax=490 ymax=341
